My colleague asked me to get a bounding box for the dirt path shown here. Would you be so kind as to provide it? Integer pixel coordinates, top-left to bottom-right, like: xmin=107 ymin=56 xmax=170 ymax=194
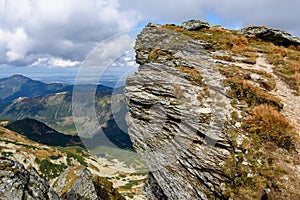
xmin=222 ymin=53 xmax=300 ymax=135
xmin=255 ymin=55 xmax=300 ymax=135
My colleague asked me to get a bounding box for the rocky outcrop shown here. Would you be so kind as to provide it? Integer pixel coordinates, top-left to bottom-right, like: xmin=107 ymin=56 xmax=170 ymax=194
xmin=240 ymin=26 xmax=300 ymax=47
xmin=182 ymin=20 xmax=212 ymax=31
xmin=0 ymin=157 xmax=61 ymax=200
xmin=125 ymin=23 xmax=234 ymax=199
xmin=53 ymin=166 xmax=125 ymax=200
xmin=125 ymin=21 xmax=300 ymax=199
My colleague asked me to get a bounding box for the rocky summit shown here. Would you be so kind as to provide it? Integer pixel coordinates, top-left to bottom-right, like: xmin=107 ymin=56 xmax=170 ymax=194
xmin=125 ymin=20 xmax=300 ymax=199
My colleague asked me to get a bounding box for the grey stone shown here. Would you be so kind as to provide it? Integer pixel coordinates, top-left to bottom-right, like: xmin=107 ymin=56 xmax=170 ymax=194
xmin=125 ymin=23 xmax=233 ymax=200
xmin=53 ymin=166 xmax=99 ymax=200
xmin=240 ymin=26 xmax=300 ymax=47
xmin=182 ymin=20 xmax=212 ymax=31
xmin=0 ymin=157 xmax=61 ymax=200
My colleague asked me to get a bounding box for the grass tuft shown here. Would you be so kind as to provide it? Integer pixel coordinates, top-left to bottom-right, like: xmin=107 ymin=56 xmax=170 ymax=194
xmin=243 ymin=104 xmax=296 ymax=150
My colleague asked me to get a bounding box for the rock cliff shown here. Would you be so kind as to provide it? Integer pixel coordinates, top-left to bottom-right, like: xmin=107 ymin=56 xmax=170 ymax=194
xmin=125 ymin=21 xmax=300 ymax=199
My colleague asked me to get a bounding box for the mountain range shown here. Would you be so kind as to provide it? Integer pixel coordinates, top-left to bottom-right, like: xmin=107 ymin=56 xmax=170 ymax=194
xmin=0 ymin=74 xmax=132 ymax=149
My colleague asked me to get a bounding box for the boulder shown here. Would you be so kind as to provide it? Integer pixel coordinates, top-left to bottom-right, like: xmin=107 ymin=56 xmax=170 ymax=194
xmin=240 ymin=26 xmax=300 ymax=47
xmin=182 ymin=19 xmax=212 ymax=31
xmin=53 ymin=166 xmax=125 ymax=200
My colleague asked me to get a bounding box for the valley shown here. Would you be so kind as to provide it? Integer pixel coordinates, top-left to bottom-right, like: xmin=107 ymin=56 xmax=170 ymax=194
xmin=0 ymin=75 xmax=147 ymax=199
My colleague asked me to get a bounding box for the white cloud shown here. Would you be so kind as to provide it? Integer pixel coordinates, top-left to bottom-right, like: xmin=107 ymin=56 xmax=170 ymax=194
xmin=32 ymin=57 xmax=81 ymax=68
xmin=0 ymin=0 xmax=299 ymax=69
xmin=0 ymin=0 xmax=139 ymax=65
xmin=84 ymin=34 xmax=135 ymax=67
xmin=49 ymin=57 xmax=81 ymax=68
xmin=6 ymin=28 xmax=31 ymax=61
xmin=31 ymin=58 xmax=48 ymax=66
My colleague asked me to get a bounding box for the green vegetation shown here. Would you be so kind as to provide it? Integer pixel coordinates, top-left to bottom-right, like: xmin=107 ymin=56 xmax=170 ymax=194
xmin=120 ymin=180 xmax=139 ymax=190
xmin=56 ymin=146 xmax=88 ymax=166
xmin=1 ymin=151 xmax=13 ymax=157
xmin=0 ymin=130 xmax=4 ymax=135
xmin=49 ymin=155 xmax=62 ymax=160
xmin=39 ymin=159 xmax=67 ymax=180
xmin=90 ymin=145 xmax=147 ymax=171
xmin=66 ymin=151 xmax=87 ymax=166
xmin=0 ymin=138 xmax=40 ymax=150
xmin=119 ymin=174 xmax=126 ymax=178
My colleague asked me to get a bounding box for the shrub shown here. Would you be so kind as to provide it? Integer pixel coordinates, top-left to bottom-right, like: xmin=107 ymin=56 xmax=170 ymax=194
xmin=244 ymin=104 xmax=296 ymax=150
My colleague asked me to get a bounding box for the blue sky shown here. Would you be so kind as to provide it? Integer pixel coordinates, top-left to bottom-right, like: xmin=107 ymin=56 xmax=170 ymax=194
xmin=0 ymin=0 xmax=299 ymax=86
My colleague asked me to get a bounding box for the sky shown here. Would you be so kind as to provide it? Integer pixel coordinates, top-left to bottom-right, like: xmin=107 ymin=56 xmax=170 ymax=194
xmin=0 ymin=0 xmax=300 ymax=86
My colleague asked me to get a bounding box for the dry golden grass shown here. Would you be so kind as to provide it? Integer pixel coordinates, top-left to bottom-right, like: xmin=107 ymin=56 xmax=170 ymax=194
xmin=231 ymin=35 xmax=248 ymax=52
xmin=176 ymin=66 xmax=203 ymax=85
xmin=244 ymin=104 xmax=296 ymax=150
xmin=210 ymin=27 xmax=226 ymax=32
xmin=61 ymin=166 xmax=81 ymax=198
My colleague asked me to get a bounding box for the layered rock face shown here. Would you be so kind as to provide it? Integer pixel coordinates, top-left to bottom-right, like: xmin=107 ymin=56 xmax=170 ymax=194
xmin=125 ymin=21 xmax=300 ymax=199
xmin=0 ymin=157 xmax=60 ymax=200
xmin=125 ymin=23 xmax=234 ymax=199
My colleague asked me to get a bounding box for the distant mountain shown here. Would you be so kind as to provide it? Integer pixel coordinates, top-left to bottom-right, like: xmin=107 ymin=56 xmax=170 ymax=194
xmin=0 ymin=75 xmax=73 ymax=103
xmin=5 ymin=118 xmax=84 ymax=147
xmin=0 ymin=90 xmax=112 ymax=135
xmin=0 ymin=74 xmax=113 ymax=103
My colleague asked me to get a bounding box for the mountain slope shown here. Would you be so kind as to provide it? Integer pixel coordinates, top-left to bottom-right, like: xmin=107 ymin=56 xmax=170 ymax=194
xmin=0 ymin=74 xmax=73 ymax=103
xmin=5 ymin=118 xmax=84 ymax=147
xmin=0 ymin=79 xmax=133 ymax=149
xmin=0 ymin=90 xmax=112 ymax=135
xmin=0 ymin=126 xmax=147 ymax=198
